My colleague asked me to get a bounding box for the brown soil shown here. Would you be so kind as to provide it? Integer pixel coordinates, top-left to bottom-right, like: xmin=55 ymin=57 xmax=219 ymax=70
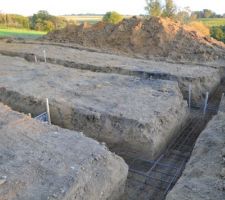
xmin=45 ymin=17 xmax=225 ymax=62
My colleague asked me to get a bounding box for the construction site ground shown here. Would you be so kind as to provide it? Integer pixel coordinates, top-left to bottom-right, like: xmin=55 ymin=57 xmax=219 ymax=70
xmin=0 ymin=16 xmax=225 ymax=200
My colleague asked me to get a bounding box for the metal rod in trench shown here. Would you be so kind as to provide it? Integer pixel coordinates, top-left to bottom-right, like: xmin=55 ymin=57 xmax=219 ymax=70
xmin=218 ymin=93 xmax=225 ymax=112
xmin=34 ymin=55 xmax=38 ymax=63
xmin=188 ymin=84 xmax=192 ymax=110
xmin=43 ymin=50 xmax=47 ymax=63
xmin=220 ymin=93 xmax=224 ymax=103
xmin=203 ymin=92 xmax=209 ymax=115
xmin=46 ymin=98 xmax=51 ymax=125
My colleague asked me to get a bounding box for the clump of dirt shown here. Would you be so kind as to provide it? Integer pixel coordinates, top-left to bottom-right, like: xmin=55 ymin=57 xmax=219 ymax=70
xmin=45 ymin=17 xmax=225 ymax=61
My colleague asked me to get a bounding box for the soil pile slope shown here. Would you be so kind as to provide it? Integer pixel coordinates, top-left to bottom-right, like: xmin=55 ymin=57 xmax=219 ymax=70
xmin=46 ymin=17 xmax=225 ymax=61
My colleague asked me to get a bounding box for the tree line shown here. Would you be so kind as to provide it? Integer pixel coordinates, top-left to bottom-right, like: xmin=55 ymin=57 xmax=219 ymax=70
xmin=193 ymin=9 xmax=225 ymax=19
xmin=0 ymin=14 xmax=29 ymax=29
xmin=145 ymin=0 xmax=224 ymax=21
xmin=0 ymin=10 xmax=74 ymax=31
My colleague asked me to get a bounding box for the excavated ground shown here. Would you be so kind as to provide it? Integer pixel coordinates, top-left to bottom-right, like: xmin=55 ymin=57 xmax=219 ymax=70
xmin=121 ymin=79 xmax=225 ymax=200
xmin=166 ymin=105 xmax=225 ymax=199
xmin=0 ymin=40 xmax=222 ymax=103
xmin=0 ymin=37 xmax=224 ymax=200
xmin=121 ymin=113 xmax=210 ymax=200
xmin=0 ymin=54 xmax=188 ymax=160
xmin=0 ymin=103 xmax=128 ymax=200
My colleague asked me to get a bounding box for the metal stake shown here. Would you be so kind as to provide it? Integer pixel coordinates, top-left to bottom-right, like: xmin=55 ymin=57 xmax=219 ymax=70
xmin=219 ymin=93 xmax=224 ymax=112
xmin=43 ymin=50 xmax=47 ymax=63
xmin=46 ymin=98 xmax=51 ymax=125
xmin=221 ymin=93 xmax=224 ymax=102
xmin=203 ymin=92 xmax=209 ymax=115
xmin=34 ymin=55 xmax=37 ymax=63
xmin=188 ymin=84 xmax=192 ymax=110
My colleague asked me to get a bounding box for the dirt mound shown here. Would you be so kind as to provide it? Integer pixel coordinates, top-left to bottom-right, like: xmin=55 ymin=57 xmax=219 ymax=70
xmin=45 ymin=17 xmax=225 ymax=61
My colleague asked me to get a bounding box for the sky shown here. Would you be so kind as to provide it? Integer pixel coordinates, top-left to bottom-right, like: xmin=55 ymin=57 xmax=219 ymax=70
xmin=0 ymin=0 xmax=224 ymax=16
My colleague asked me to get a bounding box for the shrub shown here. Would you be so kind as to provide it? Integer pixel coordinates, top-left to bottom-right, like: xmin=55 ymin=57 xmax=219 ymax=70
xmin=30 ymin=10 xmax=68 ymax=32
xmin=145 ymin=0 xmax=162 ymax=17
xmin=211 ymin=26 xmax=225 ymax=42
xmin=103 ymin=11 xmax=123 ymax=24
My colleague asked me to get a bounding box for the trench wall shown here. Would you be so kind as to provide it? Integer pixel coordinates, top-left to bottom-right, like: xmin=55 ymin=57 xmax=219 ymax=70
xmin=166 ymin=113 xmax=225 ymax=200
xmin=0 ymin=50 xmax=222 ymax=104
xmin=0 ymin=86 xmax=188 ymax=160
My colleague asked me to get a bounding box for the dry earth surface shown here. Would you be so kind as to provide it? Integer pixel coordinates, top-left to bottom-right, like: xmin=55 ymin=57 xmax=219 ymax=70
xmin=0 ymin=103 xmax=128 ymax=200
xmin=0 ymin=40 xmax=222 ymax=102
xmin=1 ymin=16 xmax=225 ymax=200
xmin=0 ymin=54 xmax=188 ymax=160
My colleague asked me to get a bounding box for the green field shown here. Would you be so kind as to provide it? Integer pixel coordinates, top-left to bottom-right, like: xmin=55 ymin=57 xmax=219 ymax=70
xmin=62 ymin=15 xmax=103 ymax=24
xmin=198 ymin=18 xmax=225 ymax=27
xmin=0 ymin=28 xmax=47 ymax=39
xmin=62 ymin=15 xmax=132 ymax=25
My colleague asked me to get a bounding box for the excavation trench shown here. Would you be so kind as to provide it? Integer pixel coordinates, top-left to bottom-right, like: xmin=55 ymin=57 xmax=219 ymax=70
xmin=120 ymin=79 xmax=225 ymax=200
xmin=0 ymin=73 xmax=223 ymax=200
xmin=0 ymin=51 xmax=224 ymax=199
xmin=0 ymin=85 xmax=187 ymax=161
xmin=0 ymin=53 xmax=191 ymax=161
xmin=0 ymin=49 xmax=222 ymax=103
xmin=5 ymin=40 xmax=223 ymax=69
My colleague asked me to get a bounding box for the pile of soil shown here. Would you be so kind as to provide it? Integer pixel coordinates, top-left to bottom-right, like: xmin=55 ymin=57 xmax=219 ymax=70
xmin=45 ymin=17 xmax=225 ymax=61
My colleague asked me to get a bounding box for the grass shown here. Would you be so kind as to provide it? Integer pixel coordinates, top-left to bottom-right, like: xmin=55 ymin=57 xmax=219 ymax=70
xmin=0 ymin=27 xmax=47 ymax=39
xmin=198 ymin=18 xmax=225 ymax=27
